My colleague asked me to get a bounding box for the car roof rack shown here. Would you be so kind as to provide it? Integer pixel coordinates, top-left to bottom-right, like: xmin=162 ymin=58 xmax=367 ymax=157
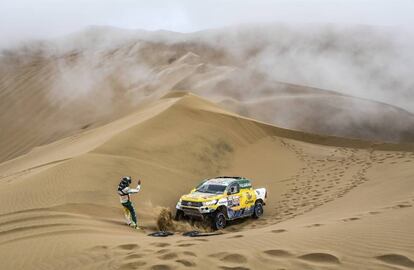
xmin=215 ymin=176 xmax=243 ymax=179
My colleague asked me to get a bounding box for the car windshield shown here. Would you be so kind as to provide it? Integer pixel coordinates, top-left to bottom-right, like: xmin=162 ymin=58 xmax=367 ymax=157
xmin=196 ymin=183 xmax=227 ymax=194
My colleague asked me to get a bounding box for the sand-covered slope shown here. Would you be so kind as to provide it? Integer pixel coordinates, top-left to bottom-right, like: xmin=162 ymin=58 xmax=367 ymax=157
xmin=0 ymin=93 xmax=413 ymax=270
xmin=2 ymin=25 xmax=414 ymax=164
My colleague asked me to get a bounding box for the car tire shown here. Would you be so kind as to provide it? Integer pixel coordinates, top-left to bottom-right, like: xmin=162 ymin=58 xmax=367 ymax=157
xmin=252 ymin=201 xmax=264 ymax=219
xmin=174 ymin=210 xmax=184 ymax=221
xmin=212 ymin=211 xmax=227 ymax=230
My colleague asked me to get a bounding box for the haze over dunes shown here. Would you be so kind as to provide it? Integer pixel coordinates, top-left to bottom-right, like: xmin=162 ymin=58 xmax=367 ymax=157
xmin=0 ymin=24 xmax=414 ymax=270
xmin=2 ymin=24 xmax=414 ymax=162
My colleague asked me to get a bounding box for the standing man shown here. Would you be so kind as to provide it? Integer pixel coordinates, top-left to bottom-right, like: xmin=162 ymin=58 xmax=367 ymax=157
xmin=117 ymin=176 xmax=142 ymax=229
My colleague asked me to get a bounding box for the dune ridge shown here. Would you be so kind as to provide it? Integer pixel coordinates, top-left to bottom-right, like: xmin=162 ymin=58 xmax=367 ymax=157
xmin=2 ymin=25 xmax=414 ymax=164
xmin=0 ymin=93 xmax=413 ymax=269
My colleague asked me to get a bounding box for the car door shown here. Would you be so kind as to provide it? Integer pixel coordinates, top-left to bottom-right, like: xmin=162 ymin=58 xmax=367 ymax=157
xmin=239 ymin=188 xmax=256 ymax=216
xmin=226 ymin=183 xmax=241 ymax=217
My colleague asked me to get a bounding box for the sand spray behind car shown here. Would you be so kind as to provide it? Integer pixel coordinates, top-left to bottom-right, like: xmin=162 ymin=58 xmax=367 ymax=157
xmin=156 ymin=207 xmax=212 ymax=232
xmin=139 ymin=200 xmax=211 ymax=232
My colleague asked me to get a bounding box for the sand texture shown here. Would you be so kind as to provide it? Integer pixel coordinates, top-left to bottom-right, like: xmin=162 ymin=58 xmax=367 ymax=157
xmin=0 ymin=92 xmax=413 ymax=270
xmin=1 ymin=26 xmax=414 ymax=269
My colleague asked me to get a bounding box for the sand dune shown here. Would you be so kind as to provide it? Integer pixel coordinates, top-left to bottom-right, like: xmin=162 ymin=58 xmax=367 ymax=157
xmin=1 ymin=25 xmax=414 ymax=164
xmin=0 ymin=93 xmax=413 ymax=269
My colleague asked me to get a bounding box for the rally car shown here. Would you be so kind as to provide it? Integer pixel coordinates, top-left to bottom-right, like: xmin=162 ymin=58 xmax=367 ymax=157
xmin=175 ymin=176 xmax=267 ymax=230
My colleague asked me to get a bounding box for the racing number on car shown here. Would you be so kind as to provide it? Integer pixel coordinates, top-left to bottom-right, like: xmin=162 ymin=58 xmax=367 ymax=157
xmin=227 ymin=195 xmax=240 ymax=208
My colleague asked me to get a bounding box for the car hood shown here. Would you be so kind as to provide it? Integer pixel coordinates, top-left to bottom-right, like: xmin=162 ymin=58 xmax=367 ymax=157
xmin=181 ymin=192 xmax=221 ymax=202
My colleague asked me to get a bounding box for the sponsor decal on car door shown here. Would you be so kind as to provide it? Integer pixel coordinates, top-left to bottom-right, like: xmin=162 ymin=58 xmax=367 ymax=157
xmin=239 ymin=189 xmax=256 ymax=215
xmin=243 ymin=190 xmax=256 ymax=206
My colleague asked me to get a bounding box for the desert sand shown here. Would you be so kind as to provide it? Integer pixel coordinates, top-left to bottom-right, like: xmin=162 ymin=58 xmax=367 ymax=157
xmin=1 ymin=26 xmax=414 ymax=270
xmin=0 ymin=92 xmax=413 ymax=270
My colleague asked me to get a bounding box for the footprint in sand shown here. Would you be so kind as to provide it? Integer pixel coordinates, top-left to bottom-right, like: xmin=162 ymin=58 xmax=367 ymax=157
xmin=263 ymin=249 xmax=292 ymax=257
xmin=182 ymin=251 xmax=196 ymax=257
xmin=175 ymin=259 xmax=196 ymax=267
xmin=119 ymin=261 xmax=146 ymax=269
xmin=150 ymin=264 xmax=172 ymax=270
xmin=376 ymin=254 xmax=414 ymax=268
xmin=158 ymin=252 xmax=178 ymax=260
xmin=116 ymin=243 xmax=140 ymax=251
xmin=124 ymin=254 xmax=144 ymax=260
xmin=177 ymin=243 xmax=196 ymax=247
xmin=298 ymin=253 xmax=340 ymax=264
xmin=220 ymin=253 xmax=248 ymax=263
xmin=151 ymin=242 xmax=170 ymax=247
xmin=209 ymin=252 xmax=229 ymax=258
xmin=219 ymin=267 xmax=250 ymax=270
xmin=392 ymin=203 xmax=412 ymax=209
xmin=368 ymin=211 xmax=381 ymax=215
xmin=156 ymin=249 xmax=170 ymax=254
xmin=341 ymin=217 xmax=360 ymax=222
xmin=305 ymin=223 xmax=324 ymax=228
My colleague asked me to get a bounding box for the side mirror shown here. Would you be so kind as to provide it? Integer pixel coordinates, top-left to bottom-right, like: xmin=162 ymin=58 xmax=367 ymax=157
xmin=227 ymin=191 xmax=231 ymax=196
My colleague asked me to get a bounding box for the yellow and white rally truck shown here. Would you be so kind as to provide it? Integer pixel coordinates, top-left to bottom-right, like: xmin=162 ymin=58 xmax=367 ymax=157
xmin=175 ymin=176 xmax=267 ymax=230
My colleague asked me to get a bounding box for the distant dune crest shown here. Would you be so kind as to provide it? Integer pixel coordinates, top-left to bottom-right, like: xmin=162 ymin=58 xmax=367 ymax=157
xmin=1 ymin=23 xmax=414 ymax=163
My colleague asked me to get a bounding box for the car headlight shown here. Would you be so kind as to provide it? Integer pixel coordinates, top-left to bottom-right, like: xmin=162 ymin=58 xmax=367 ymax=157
xmin=179 ymin=198 xmax=182 ymax=203
xmin=203 ymin=200 xmax=217 ymax=206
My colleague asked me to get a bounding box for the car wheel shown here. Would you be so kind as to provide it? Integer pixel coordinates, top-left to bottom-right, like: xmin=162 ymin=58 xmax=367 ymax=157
xmin=252 ymin=201 xmax=263 ymax=219
xmin=174 ymin=210 xmax=184 ymax=221
xmin=212 ymin=211 xmax=227 ymax=230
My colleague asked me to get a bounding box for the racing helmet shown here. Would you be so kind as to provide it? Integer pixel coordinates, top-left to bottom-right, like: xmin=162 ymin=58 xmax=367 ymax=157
xmin=122 ymin=176 xmax=132 ymax=184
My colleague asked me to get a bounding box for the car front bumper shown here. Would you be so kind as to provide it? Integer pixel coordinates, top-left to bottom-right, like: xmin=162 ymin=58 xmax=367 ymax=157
xmin=176 ymin=202 xmax=216 ymax=216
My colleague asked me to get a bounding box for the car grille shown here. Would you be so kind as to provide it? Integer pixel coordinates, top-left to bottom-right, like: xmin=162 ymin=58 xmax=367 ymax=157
xmin=182 ymin=207 xmax=202 ymax=216
xmin=181 ymin=200 xmax=202 ymax=207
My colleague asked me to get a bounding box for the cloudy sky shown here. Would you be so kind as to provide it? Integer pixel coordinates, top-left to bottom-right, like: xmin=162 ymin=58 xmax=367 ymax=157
xmin=1 ymin=0 xmax=413 ymax=47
